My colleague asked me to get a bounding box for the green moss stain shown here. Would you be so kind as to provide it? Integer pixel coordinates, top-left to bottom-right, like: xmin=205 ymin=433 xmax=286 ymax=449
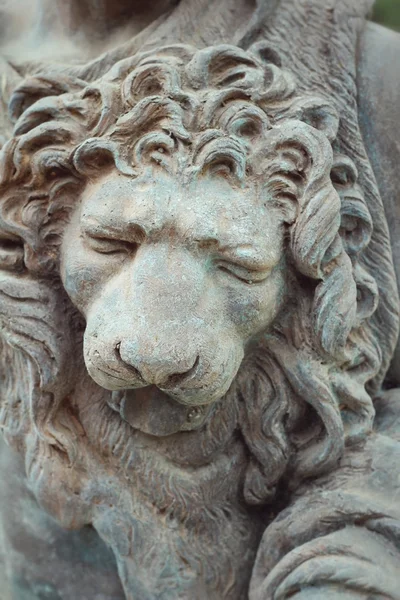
xmin=373 ymin=0 xmax=400 ymax=31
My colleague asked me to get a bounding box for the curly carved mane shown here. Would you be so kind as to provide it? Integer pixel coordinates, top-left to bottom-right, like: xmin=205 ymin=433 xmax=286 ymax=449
xmin=0 ymin=43 xmax=384 ymax=511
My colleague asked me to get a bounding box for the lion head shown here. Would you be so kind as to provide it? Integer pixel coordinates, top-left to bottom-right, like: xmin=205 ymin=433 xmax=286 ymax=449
xmin=0 ymin=42 xmax=385 ymax=596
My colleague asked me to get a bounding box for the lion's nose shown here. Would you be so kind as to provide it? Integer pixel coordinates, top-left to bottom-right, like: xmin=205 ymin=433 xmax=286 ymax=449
xmin=116 ymin=342 xmax=199 ymax=387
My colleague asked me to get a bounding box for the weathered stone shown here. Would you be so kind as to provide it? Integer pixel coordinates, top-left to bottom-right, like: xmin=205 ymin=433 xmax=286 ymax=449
xmin=0 ymin=1 xmax=399 ymax=598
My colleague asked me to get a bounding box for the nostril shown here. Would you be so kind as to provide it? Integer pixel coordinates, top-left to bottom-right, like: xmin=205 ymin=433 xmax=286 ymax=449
xmin=114 ymin=341 xmax=122 ymax=361
xmin=114 ymin=341 xmax=144 ymax=380
xmin=114 ymin=342 xmax=200 ymax=387
xmin=163 ymin=355 xmax=200 ymax=388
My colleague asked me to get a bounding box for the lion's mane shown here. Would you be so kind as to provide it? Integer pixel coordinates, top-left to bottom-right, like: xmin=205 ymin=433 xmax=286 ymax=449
xmin=0 ymin=43 xmax=385 ymax=516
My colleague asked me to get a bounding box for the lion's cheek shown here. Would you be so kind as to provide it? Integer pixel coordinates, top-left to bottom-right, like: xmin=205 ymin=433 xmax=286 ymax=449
xmin=224 ymin=267 xmax=287 ymax=340
xmin=60 ymin=224 xmax=126 ymax=317
xmin=60 ymin=242 xmax=110 ymax=317
xmin=61 ymin=264 xmax=102 ymax=317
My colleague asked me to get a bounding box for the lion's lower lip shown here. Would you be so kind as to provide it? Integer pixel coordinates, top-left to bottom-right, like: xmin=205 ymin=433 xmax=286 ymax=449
xmin=110 ymin=386 xmax=211 ymax=436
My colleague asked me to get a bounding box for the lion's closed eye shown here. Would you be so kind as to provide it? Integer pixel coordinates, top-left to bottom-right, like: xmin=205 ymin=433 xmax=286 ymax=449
xmin=86 ymin=236 xmax=139 ymax=256
xmin=216 ymin=260 xmax=270 ymax=284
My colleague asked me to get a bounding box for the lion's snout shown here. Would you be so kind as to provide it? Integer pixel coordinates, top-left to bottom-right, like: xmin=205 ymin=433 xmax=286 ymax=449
xmin=116 ymin=339 xmax=200 ymax=388
xmin=84 ymin=322 xmax=242 ymax=407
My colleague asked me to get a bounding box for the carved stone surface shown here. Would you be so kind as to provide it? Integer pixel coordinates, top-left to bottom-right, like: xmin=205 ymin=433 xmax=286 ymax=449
xmin=0 ymin=1 xmax=399 ymax=599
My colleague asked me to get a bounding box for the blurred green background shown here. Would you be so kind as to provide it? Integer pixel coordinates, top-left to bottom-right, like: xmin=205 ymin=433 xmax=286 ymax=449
xmin=373 ymin=0 xmax=400 ymax=31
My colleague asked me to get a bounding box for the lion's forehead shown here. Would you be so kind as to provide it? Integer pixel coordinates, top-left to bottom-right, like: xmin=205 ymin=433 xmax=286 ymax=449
xmin=78 ymin=169 xmax=283 ymax=258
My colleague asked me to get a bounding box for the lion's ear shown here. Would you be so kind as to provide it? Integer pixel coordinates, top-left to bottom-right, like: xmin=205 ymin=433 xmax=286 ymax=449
xmin=331 ymin=156 xmax=372 ymax=253
xmin=296 ymin=99 xmax=338 ymax=141
xmin=331 ymin=155 xmax=378 ymax=327
xmin=249 ymin=42 xmax=282 ymax=67
xmin=275 ymin=97 xmax=339 ymax=142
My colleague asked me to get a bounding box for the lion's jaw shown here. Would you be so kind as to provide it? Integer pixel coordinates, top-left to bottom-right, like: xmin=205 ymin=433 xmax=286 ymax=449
xmin=28 ymin=363 xmax=265 ymax=600
xmin=60 ymin=167 xmax=287 ymax=436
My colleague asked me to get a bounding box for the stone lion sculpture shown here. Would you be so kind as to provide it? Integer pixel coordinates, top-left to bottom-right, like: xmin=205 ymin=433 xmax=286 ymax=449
xmin=0 ymin=43 xmax=399 ymax=599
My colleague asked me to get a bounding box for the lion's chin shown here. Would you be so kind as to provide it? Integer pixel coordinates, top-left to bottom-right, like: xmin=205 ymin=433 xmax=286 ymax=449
xmin=108 ymin=386 xmax=215 ymax=436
